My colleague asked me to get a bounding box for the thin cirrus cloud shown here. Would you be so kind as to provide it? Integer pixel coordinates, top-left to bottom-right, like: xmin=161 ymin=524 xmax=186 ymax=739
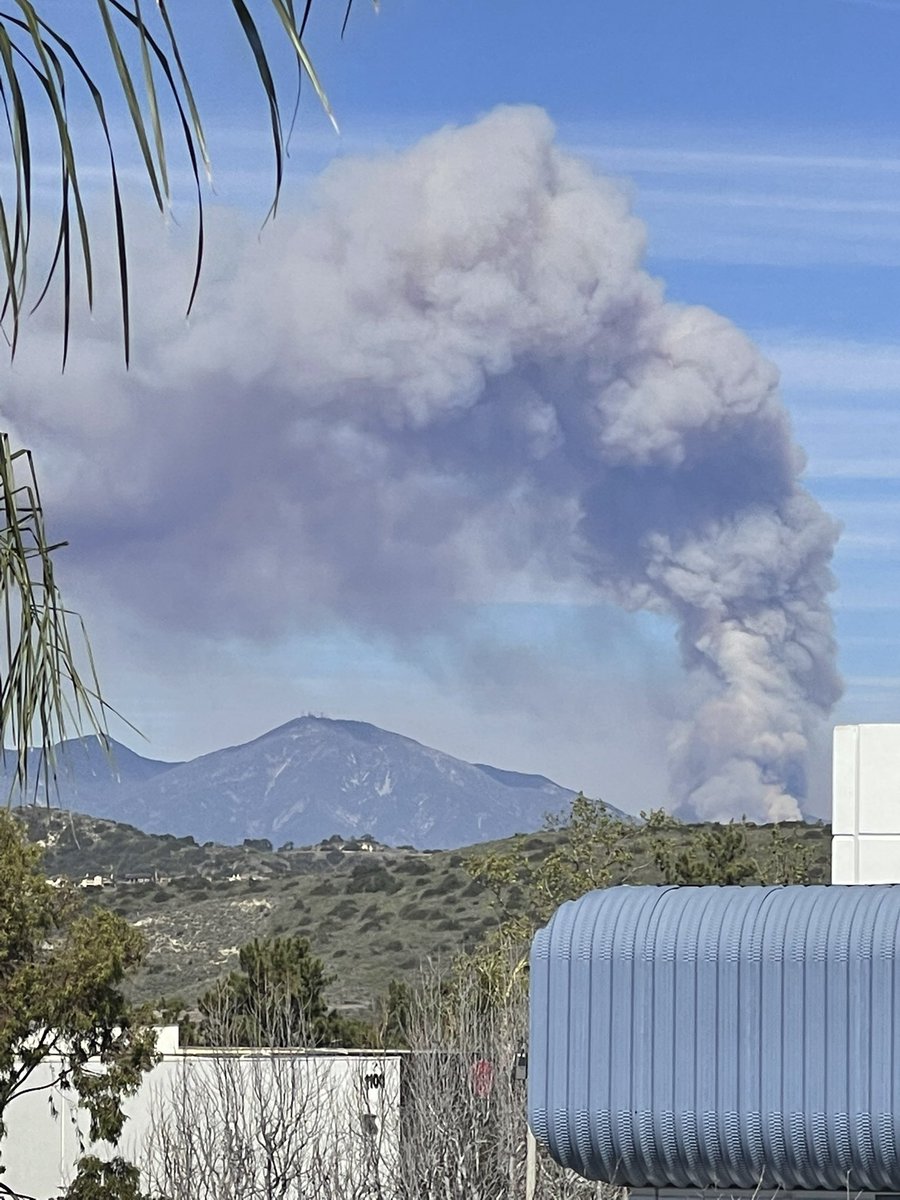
xmin=805 ymin=459 xmax=900 ymax=480
xmin=760 ymin=338 xmax=900 ymax=391
xmin=567 ymin=128 xmax=900 ymax=267
xmin=830 ymin=0 xmax=900 ymax=11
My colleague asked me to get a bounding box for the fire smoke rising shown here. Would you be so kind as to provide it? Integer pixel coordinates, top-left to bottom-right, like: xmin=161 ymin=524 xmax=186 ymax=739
xmin=6 ymin=107 xmax=841 ymax=820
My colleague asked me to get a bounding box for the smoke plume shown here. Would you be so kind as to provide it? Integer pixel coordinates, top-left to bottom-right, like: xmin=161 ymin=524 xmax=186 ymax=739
xmin=4 ymin=106 xmax=840 ymax=820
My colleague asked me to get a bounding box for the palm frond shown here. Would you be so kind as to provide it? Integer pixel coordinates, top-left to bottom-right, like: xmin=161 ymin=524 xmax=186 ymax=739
xmin=0 ymin=0 xmax=362 ymax=358
xmin=0 ymin=433 xmax=115 ymax=799
xmin=0 ymin=0 xmax=366 ymax=793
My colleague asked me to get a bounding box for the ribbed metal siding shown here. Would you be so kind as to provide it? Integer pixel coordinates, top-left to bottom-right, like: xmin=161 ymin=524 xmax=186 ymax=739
xmin=529 ymin=884 xmax=900 ymax=1191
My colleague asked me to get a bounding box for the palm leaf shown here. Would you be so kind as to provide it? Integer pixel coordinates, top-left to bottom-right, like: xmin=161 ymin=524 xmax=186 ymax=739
xmin=0 ymin=0 xmax=368 ymax=794
xmin=0 ymin=0 xmax=362 ymax=350
xmin=0 ymin=435 xmax=115 ymax=799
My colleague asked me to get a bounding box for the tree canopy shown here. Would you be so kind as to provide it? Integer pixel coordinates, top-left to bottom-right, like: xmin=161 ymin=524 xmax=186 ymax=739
xmin=465 ymin=795 xmax=817 ymax=996
xmin=197 ymin=934 xmax=374 ymax=1048
xmin=0 ymin=811 xmax=155 ymax=1185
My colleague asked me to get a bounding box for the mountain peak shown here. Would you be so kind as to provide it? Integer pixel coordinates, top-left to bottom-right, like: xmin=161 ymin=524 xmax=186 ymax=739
xmin=1 ymin=718 xmax=624 ymax=849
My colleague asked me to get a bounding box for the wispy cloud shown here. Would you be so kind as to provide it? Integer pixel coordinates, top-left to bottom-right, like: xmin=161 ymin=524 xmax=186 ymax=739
xmin=805 ymin=458 xmax=900 ymax=480
xmin=759 ymin=338 xmax=900 ymax=392
xmin=581 ymin=145 xmax=900 ymax=177
xmin=831 ymin=0 xmax=900 ymax=12
xmin=35 ymin=108 xmax=900 ymax=270
xmin=645 ymin=188 xmax=900 ymax=216
xmin=838 ymin=532 xmax=900 ymax=551
xmin=843 ymin=632 xmax=900 ymax=646
xmin=834 ymin=595 xmax=900 ymax=611
xmin=564 ymin=122 xmax=900 ymax=267
xmin=827 ymin=498 xmax=900 ymax=519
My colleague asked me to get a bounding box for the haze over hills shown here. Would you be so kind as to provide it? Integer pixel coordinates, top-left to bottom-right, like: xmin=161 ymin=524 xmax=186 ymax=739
xmin=2 ymin=716 xmax=609 ymax=847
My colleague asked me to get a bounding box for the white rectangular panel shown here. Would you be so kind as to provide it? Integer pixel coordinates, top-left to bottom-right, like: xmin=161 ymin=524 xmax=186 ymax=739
xmin=832 ymin=724 xmax=900 ymax=883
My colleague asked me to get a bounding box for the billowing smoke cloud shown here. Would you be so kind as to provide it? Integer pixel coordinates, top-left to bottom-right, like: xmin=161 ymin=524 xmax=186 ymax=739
xmin=4 ymin=106 xmax=840 ymax=820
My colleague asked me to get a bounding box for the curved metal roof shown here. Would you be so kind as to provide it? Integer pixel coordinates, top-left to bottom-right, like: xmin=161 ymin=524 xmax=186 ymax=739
xmin=529 ymin=884 xmax=900 ymax=1191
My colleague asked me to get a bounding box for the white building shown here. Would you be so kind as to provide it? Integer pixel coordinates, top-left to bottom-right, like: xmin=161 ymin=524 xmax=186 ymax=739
xmin=3 ymin=1027 xmax=402 ymax=1200
xmin=831 ymin=723 xmax=900 ymax=883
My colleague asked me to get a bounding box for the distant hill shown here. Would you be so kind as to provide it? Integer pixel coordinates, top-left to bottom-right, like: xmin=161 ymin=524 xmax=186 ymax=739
xmin=3 ymin=736 xmax=178 ymax=807
xmin=15 ymin=807 xmax=832 ymax=1014
xmin=2 ymin=716 xmax=611 ymax=847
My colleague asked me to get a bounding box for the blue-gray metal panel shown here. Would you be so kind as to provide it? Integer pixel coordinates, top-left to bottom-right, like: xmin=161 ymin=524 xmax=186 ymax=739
xmin=528 ymin=884 xmax=900 ymax=1191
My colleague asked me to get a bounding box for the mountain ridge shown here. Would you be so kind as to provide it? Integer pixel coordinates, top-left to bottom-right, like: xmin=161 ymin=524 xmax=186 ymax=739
xmin=3 ymin=716 xmax=620 ymax=848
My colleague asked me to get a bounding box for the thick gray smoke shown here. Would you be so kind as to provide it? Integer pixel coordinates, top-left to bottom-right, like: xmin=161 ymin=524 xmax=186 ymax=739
xmin=5 ymin=106 xmax=840 ymax=820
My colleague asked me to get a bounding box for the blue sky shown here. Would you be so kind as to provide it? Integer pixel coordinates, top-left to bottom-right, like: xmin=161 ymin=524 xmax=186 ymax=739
xmin=13 ymin=0 xmax=900 ymax=817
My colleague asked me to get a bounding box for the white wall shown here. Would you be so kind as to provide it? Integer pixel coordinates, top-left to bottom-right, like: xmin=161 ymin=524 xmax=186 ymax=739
xmin=832 ymin=724 xmax=900 ymax=883
xmin=1 ymin=1029 xmax=402 ymax=1200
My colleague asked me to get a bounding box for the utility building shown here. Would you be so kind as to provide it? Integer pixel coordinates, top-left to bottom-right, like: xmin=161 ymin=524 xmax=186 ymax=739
xmin=529 ymin=723 xmax=900 ymax=1198
xmin=529 ymin=883 xmax=900 ymax=1196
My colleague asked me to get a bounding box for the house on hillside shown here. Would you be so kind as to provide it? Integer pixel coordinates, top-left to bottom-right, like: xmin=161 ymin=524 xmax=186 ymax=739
xmin=118 ymin=869 xmax=155 ymax=885
xmin=341 ymin=837 xmax=377 ymax=853
xmin=79 ymin=874 xmax=112 ymax=889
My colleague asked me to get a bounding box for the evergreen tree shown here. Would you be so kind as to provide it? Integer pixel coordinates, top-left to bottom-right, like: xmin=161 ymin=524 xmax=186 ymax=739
xmin=198 ymin=935 xmax=372 ymax=1048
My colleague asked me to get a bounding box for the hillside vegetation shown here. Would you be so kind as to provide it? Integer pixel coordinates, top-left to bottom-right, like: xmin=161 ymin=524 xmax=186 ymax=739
xmin=17 ymin=807 xmax=831 ymax=1015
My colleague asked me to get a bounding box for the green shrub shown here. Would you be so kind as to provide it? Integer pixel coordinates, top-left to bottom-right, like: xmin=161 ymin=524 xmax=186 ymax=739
xmin=243 ymin=838 xmax=273 ymax=852
xmin=395 ymin=859 xmax=429 ymax=876
xmin=346 ymin=863 xmax=400 ymax=895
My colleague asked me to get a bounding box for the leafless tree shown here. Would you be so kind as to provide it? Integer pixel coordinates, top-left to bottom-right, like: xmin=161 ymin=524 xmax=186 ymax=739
xmin=142 ymin=961 xmax=616 ymax=1200
xmin=143 ymin=985 xmax=396 ymax=1200
xmin=144 ymin=1050 xmax=396 ymax=1199
xmin=391 ymin=963 xmax=611 ymax=1200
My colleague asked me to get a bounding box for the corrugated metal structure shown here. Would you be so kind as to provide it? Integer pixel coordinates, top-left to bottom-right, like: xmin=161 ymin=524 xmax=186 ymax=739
xmin=529 ymin=885 xmax=900 ymax=1191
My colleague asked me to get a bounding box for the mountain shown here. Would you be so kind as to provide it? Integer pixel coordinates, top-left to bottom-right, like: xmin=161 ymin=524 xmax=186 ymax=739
xmin=4 ymin=717 xmax=619 ymax=848
xmin=0 ymin=736 xmax=178 ymax=808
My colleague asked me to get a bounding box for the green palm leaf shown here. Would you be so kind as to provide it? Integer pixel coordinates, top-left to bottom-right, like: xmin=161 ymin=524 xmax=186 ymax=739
xmin=0 ymin=0 xmax=364 ymax=794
